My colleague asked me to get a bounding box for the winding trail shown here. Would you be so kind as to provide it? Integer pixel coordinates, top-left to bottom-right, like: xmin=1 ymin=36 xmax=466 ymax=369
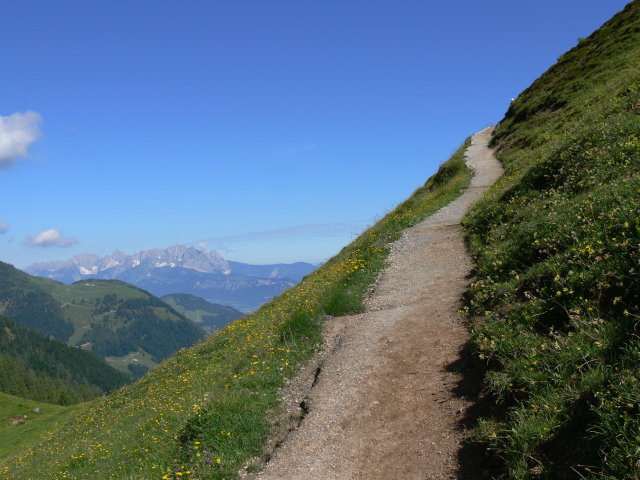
xmin=256 ymin=127 xmax=503 ymax=480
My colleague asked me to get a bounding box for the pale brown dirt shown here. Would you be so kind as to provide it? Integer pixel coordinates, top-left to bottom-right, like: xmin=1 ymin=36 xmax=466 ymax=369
xmin=253 ymin=127 xmax=503 ymax=480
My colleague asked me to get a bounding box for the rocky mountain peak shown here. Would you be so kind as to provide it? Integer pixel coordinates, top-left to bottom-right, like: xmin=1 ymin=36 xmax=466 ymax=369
xmin=24 ymin=245 xmax=231 ymax=282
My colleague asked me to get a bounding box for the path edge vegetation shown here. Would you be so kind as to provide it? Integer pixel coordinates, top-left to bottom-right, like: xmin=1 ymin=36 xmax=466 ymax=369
xmin=1 ymin=140 xmax=472 ymax=479
xmin=461 ymin=1 xmax=640 ymax=478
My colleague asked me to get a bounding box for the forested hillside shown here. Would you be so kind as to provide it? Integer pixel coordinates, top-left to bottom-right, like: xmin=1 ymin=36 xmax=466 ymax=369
xmin=75 ymin=292 xmax=206 ymax=362
xmin=0 ymin=315 xmax=130 ymax=405
xmin=29 ymin=277 xmax=207 ymax=375
xmin=462 ymin=1 xmax=640 ymax=477
xmin=0 ymin=263 xmax=207 ymax=380
xmin=0 ymin=261 xmax=73 ymax=341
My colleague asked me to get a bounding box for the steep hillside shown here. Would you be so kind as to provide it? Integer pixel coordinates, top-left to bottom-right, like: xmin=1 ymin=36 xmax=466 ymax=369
xmin=0 ymin=315 xmax=130 ymax=405
xmin=462 ymin=1 xmax=640 ymax=478
xmin=0 ymin=261 xmax=73 ymax=342
xmin=0 ymin=392 xmax=81 ymax=461
xmin=0 ymin=136 xmax=472 ymax=478
xmin=161 ymin=293 xmax=245 ymax=334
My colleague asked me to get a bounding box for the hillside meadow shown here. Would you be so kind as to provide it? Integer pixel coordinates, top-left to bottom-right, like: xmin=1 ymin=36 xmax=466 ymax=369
xmin=462 ymin=1 xmax=640 ymax=478
xmin=0 ymin=393 xmax=82 ymax=462
xmin=0 ymin=140 xmax=472 ymax=479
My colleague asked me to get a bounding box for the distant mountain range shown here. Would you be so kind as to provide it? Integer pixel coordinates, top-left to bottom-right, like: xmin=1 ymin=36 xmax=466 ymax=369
xmin=24 ymin=245 xmax=229 ymax=283
xmin=24 ymin=245 xmax=317 ymax=312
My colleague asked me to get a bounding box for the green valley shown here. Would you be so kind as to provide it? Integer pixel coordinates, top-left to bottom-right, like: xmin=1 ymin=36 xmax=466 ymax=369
xmin=30 ymin=277 xmax=207 ymax=376
xmin=161 ymin=293 xmax=245 ymax=335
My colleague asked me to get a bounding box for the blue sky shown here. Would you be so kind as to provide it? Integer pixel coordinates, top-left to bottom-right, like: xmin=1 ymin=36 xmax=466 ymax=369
xmin=0 ymin=0 xmax=630 ymax=269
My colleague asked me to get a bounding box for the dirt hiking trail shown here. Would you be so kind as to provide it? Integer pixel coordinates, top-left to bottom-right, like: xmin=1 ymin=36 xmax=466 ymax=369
xmin=255 ymin=127 xmax=503 ymax=480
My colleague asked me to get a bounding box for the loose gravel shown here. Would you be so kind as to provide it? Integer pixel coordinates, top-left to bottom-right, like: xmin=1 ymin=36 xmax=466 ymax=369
xmin=252 ymin=127 xmax=503 ymax=480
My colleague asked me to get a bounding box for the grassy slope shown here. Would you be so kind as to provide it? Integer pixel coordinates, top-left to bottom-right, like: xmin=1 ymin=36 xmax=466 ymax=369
xmin=0 ymin=393 xmax=81 ymax=462
xmin=462 ymin=1 xmax=640 ymax=478
xmin=0 ymin=140 xmax=472 ymax=479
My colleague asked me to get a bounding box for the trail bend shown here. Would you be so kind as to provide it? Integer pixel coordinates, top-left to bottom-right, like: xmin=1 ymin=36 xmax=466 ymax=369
xmin=255 ymin=127 xmax=503 ymax=480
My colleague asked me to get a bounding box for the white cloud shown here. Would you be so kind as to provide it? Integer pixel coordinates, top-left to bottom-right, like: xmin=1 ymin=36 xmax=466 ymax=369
xmin=25 ymin=229 xmax=78 ymax=248
xmin=0 ymin=111 xmax=43 ymax=169
xmin=0 ymin=222 xmax=9 ymax=234
xmin=197 ymin=241 xmax=208 ymax=250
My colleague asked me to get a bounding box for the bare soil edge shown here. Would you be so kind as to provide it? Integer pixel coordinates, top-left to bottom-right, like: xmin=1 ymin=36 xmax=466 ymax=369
xmin=239 ymin=314 xmax=354 ymax=476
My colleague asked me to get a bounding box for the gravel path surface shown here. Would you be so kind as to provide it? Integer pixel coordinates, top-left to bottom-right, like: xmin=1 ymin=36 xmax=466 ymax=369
xmin=253 ymin=127 xmax=502 ymax=480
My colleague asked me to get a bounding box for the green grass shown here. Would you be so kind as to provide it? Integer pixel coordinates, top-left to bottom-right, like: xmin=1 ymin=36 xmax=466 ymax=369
xmin=0 ymin=138 xmax=472 ymax=479
xmin=461 ymin=2 xmax=640 ymax=478
xmin=104 ymin=349 xmax=158 ymax=375
xmin=0 ymin=393 xmax=82 ymax=462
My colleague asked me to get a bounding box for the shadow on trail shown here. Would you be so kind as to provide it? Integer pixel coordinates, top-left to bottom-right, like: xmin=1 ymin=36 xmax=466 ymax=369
xmin=445 ymin=340 xmax=505 ymax=480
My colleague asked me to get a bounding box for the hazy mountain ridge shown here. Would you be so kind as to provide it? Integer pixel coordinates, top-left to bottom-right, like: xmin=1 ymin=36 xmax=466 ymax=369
xmin=24 ymin=245 xmax=230 ymax=283
xmin=130 ymin=267 xmax=298 ymax=313
xmin=226 ymin=261 xmax=318 ymax=280
xmin=24 ymin=245 xmax=317 ymax=312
